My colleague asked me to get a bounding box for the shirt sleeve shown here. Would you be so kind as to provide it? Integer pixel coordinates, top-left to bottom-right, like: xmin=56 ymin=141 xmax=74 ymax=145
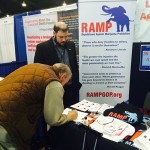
xmin=44 ymin=81 xmax=68 ymax=126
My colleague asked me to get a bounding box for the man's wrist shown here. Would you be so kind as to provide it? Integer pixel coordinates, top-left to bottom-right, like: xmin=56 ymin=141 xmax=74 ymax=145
xmin=65 ymin=115 xmax=70 ymax=122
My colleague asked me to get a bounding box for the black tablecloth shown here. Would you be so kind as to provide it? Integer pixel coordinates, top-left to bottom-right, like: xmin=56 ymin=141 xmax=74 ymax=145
xmin=47 ymin=122 xmax=138 ymax=150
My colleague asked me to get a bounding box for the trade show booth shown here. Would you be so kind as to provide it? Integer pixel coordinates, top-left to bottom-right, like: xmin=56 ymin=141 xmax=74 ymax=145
xmin=0 ymin=0 xmax=150 ymax=149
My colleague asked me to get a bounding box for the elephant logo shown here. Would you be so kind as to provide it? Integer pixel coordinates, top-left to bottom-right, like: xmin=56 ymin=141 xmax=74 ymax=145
xmin=102 ymin=5 xmax=130 ymax=32
xmin=124 ymin=111 xmax=138 ymax=124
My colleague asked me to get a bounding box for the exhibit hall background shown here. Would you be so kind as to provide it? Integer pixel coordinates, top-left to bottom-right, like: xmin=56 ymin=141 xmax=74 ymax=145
xmin=23 ymin=4 xmax=78 ymax=64
xmin=0 ymin=0 xmax=150 ymax=107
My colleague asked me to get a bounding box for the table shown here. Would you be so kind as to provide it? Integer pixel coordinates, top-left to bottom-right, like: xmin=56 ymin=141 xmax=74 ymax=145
xmin=47 ymin=122 xmax=138 ymax=150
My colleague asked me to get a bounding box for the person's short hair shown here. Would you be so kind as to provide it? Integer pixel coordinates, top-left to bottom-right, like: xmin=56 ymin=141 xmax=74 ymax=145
xmin=53 ymin=63 xmax=72 ymax=77
xmin=53 ymin=22 xmax=68 ymax=33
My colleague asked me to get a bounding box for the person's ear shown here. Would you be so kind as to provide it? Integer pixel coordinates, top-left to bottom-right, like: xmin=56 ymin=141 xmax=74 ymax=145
xmin=53 ymin=31 xmax=56 ymax=37
xmin=59 ymin=73 xmax=66 ymax=82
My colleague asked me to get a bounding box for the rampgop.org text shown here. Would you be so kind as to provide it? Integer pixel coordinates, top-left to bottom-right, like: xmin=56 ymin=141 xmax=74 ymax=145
xmin=86 ymin=92 xmax=122 ymax=98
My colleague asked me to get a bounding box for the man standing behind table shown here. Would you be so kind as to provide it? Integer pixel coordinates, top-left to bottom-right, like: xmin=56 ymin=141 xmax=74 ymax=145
xmin=34 ymin=21 xmax=82 ymax=108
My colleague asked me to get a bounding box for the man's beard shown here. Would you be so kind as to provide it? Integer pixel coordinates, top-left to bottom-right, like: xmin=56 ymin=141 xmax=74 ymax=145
xmin=54 ymin=37 xmax=66 ymax=47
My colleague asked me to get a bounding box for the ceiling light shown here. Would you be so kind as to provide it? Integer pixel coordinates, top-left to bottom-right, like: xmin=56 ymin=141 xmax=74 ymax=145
xmin=62 ymin=1 xmax=67 ymax=6
xmin=22 ymin=1 xmax=27 ymax=7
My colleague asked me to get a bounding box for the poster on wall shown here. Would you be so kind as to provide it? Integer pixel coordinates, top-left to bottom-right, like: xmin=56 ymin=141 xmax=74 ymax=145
xmin=57 ymin=9 xmax=79 ymax=62
xmin=139 ymin=45 xmax=150 ymax=71
xmin=23 ymin=12 xmax=58 ymax=64
xmin=134 ymin=0 xmax=150 ymax=42
xmin=79 ymin=0 xmax=136 ymax=105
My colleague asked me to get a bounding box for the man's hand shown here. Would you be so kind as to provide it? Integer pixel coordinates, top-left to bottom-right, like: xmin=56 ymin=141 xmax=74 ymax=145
xmin=68 ymin=110 xmax=78 ymax=121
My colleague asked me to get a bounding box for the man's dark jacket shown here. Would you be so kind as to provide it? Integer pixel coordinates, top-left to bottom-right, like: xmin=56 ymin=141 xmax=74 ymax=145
xmin=34 ymin=38 xmax=81 ymax=107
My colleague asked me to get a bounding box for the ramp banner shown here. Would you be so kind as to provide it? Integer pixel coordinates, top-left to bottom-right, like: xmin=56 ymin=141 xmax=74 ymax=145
xmin=79 ymin=0 xmax=136 ymax=105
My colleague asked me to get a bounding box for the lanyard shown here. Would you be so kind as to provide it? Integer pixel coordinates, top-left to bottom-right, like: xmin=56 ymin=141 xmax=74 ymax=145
xmin=55 ymin=46 xmax=66 ymax=63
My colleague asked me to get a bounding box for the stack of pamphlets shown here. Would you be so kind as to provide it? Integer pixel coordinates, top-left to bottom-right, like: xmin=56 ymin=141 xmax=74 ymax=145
xmin=70 ymin=99 xmax=113 ymax=114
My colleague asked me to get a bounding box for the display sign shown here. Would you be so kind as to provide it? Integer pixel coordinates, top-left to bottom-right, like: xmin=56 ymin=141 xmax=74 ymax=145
xmin=23 ymin=12 xmax=58 ymax=64
xmin=79 ymin=0 xmax=136 ymax=105
xmin=134 ymin=0 xmax=150 ymax=42
xmin=139 ymin=45 xmax=150 ymax=71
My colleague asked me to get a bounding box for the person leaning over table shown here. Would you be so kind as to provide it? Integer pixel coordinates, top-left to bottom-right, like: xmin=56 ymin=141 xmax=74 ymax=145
xmin=34 ymin=21 xmax=82 ymax=108
xmin=0 ymin=63 xmax=78 ymax=150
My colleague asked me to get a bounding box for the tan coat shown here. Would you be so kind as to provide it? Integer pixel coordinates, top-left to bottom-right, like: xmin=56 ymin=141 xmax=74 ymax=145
xmin=0 ymin=63 xmax=59 ymax=149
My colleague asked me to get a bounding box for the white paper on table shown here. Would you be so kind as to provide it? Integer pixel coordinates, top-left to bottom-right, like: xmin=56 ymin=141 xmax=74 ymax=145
xmin=70 ymin=99 xmax=91 ymax=111
xmin=97 ymin=103 xmax=114 ymax=114
xmin=71 ymin=99 xmax=101 ymax=112
xmin=63 ymin=108 xmax=88 ymax=122
xmin=133 ymin=128 xmax=150 ymax=150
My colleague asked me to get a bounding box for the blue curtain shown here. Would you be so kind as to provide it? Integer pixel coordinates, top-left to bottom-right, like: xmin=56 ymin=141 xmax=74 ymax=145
xmin=0 ymin=61 xmax=27 ymax=77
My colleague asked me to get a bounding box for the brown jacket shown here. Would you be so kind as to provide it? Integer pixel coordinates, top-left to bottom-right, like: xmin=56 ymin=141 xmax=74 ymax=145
xmin=0 ymin=63 xmax=59 ymax=149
